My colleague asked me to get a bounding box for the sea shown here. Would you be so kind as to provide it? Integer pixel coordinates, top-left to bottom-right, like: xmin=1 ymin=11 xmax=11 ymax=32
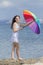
xmin=0 ymin=20 xmax=43 ymax=59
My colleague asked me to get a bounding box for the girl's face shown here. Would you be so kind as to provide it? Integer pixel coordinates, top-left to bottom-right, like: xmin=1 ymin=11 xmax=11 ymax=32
xmin=15 ymin=16 xmax=20 ymax=23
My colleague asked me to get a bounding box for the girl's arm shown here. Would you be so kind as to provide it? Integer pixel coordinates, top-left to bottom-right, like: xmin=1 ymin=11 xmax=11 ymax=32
xmin=20 ymin=20 xmax=33 ymax=28
xmin=13 ymin=23 xmax=23 ymax=32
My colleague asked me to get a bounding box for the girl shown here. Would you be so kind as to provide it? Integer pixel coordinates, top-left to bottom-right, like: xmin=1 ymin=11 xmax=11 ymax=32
xmin=11 ymin=15 xmax=33 ymax=60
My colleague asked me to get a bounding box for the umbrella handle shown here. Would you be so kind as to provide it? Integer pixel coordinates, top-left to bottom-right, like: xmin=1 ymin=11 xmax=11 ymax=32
xmin=23 ymin=20 xmax=34 ymax=28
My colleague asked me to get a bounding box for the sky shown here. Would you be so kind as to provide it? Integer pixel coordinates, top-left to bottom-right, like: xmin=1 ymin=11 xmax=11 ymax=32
xmin=0 ymin=0 xmax=43 ymax=23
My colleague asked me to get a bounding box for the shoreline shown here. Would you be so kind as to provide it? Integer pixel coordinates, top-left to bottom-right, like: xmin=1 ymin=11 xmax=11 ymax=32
xmin=0 ymin=57 xmax=43 ymax=65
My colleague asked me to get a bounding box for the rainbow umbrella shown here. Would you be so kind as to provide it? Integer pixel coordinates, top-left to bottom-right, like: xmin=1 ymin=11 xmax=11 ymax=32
xmin=23 ymin=10 xmax=40 ymax=34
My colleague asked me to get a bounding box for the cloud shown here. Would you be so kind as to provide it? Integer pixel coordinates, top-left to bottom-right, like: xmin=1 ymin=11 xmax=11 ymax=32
xmin=0 ymin=0 xmax=14 ymax=7
xmin=0 ymin=0 xmax=43 ymax=20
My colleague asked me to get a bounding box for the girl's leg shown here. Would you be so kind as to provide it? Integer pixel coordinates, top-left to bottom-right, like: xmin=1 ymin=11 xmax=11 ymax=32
xmin=16 ymin=43 xmax=20 ymax=58
xmin=16 ymin=43 xmax=22 ymax=60
xmin=11 ymin=42 xmax=15 ymax=59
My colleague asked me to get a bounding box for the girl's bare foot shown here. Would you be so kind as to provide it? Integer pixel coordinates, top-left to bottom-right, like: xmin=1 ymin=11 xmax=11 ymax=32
xmin=18 ymin=58 xmax=23 ymax=61
xmin=17 ymin=58 xmax=24 ymax=64
xmin=11 ymin=57 xmax=16 ymax=60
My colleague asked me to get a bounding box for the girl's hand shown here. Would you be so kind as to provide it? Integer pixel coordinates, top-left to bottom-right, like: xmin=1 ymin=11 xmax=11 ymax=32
xmin=22 ymin=20 xmax=33 ymax=28
xmin=20 ymin=20 xmax=34 ymax=29
xmin=19 ymin=27 xmax=24 ymax=30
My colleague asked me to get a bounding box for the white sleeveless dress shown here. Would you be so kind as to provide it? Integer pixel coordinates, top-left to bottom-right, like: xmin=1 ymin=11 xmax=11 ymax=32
xmin=11 ymin=23 xmax=20 ymax=43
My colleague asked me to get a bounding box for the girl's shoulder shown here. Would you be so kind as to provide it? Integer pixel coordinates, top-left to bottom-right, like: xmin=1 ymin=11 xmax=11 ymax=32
xmin=14 ymin=22 xmax=17 ymax=24
xmin=13 ymin=22 xmax=19 ymax=27
xmin=13 ymin=22 xmax=17 ymax=26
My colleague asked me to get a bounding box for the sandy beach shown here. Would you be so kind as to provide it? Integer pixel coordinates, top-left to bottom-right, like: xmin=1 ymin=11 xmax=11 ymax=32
xmin=0 ymin=57 xmax=43 ymax=65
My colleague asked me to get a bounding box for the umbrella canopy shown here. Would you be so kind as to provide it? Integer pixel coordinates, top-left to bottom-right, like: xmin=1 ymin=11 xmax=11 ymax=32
xmin=23 ymin=10 xmax=40 ymax=34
